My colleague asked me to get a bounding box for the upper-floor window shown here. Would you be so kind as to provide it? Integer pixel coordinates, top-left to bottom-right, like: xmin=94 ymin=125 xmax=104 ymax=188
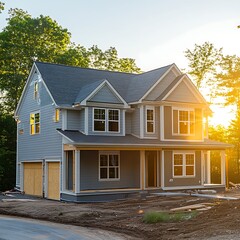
xmin=173 ymin=109 xmax=195 ymax=135
xmin=99 ymin=151 xmax=120 ymax=180
xmin=173 ymin=152 xmax=195 ymax=177
xmin=146 ymin=106 xmax=155 ymax=133
xmin=34 ymin=81 xmax=39 ymax=99
xmin=30 ymin=112 xmax=40 ymax=135
xmin=93 ymin=108 xmax=119 ymax=132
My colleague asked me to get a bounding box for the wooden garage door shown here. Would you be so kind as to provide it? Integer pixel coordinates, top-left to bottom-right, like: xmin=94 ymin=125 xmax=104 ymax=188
xmin=24 ymin=162 xmax=43 ymax=196
xmin=47 ymin=162 xmax=60 ymax=200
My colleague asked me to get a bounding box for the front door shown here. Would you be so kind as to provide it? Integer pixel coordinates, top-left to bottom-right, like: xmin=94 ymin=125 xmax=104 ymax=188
xmin=145 ymin=151 xmax=157 ymax=188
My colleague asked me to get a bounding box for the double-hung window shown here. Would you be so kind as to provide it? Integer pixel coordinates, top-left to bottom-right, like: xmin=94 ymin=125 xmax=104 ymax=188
xmin=146 ymin=107 xmax=155 ymax=133
xmin=30 ymin=112 xmax=40 ymax=135
xmin=93 ymin=108 xmax=119 ymax=132
xmin=173 ymin=152 xmax=195 ymax=177
xmin=173 ymin=109 xmax=195 ymax=135
xmin=34 ymin=81 xmax=39 ymax=99
xmin=99 ymin=152 xmax=120 ymax=180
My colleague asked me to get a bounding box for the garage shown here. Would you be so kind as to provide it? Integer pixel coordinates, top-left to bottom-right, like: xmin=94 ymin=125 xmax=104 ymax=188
xmin=23 ymin=162 xmax=43 ymax=196
xmin=47 ymin=162 xmax=60 ymax=200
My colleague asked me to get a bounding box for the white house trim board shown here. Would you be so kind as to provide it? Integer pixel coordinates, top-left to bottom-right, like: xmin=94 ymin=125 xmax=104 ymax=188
xmin=75 ymin=150 xmax=81 ymax=193
xmin=140 ymin=64 xmax=176 ymax=102
xmin=81 ymin=80 xmax=129 ymax=108
xmin=84 ymin=107 xmax=89 ymax=135
xmin=161 ymin=151 xmax=164 ymax=188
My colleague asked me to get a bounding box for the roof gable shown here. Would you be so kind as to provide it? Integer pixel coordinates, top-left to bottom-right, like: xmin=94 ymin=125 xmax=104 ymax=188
xmin=162 ymin=75 xmax=207 ymax=104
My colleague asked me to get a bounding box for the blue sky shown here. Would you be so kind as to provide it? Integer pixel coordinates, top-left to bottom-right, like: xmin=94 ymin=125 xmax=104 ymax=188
xmin=1 ymin=0 xmax=240 ymax=71
xmin=1 ymin=0 xmax=240 ymax=125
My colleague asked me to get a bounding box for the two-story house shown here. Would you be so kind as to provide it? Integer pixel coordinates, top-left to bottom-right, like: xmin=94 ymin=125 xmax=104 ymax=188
xmin=15 ymin=61 xmax=230 ymax=202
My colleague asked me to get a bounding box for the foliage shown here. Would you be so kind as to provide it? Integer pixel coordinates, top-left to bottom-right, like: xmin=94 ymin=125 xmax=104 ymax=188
xmin=0 ymin=1 xmax=4 ymax=13
xmin=143 ymin=211 xmax=197 ymax=224
xmin=0 ymin=110 xmax=16 ymax=191
xmin=184 ymin=42 xmax=222 ymax=89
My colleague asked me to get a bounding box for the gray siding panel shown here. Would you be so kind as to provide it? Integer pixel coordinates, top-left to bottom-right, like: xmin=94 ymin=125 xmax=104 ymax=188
xmin=79 ymin=109 xmax=85 ymax=133
xmin=89 ymin=84 xmax=123 ymax=104
xmin=131 ymin=107 xmax=140 ymax=137
xmin=80 ymin=150 xmax=140 ymax=190
xmin=67 ymin=110 xmax=81 ymax=131
xmin=125 ymin=112 xmax=132 ymax=134
xmin=17 ymin=73 xmax=62 ymax=164
xmin=164 ymin=150 xmax=202 ymax=187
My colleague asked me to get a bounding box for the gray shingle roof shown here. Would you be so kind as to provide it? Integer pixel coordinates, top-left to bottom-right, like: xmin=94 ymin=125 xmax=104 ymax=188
xmin=57 ymin=129 xmax=232 ymax=149
xmin=35 ymin=62 xmax=173 ymax=106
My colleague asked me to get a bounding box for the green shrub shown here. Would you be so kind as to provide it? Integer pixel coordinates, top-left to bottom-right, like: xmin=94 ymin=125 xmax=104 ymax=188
xmin=143 ymin=211 xmax=197 ymax=224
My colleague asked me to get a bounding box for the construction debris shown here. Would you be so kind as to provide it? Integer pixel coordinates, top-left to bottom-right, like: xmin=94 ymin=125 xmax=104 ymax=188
xmin=229 ymin=182 xmax=240 ymax=189
xmin=171 ymin=203 xmax=214 ymax=212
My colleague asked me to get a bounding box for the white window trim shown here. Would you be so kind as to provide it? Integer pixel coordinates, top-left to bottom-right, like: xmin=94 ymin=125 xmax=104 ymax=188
xmin=172 ymin=108 xmax=195 ymax=136
xmin=99 ymin=151 xmax=120 ymax=181
xmin=145 ymin=106 xmax=155 ymax=134
xmin=172 ymin=151 xmax=195 ymax=178
xmin=30 ymin=111 xmax=40 ymax=135
xmin=93 ymin=108 xmax=120 ymax=133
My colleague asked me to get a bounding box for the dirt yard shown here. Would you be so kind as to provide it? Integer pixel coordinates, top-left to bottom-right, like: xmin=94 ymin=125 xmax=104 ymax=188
xmin=1 ymin=190 xmax=240 ymax=239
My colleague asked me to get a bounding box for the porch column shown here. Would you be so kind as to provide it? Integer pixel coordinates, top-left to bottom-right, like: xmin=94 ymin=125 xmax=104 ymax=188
xmin=221 ymin=150 xmax=226 ymax=185
xmin=75 ymin=150 xmax=81 ymax=193
xmin=62 ymin=151 xmax=66 ymax=192
xmin=206 ymin=151 xmax=211 ymax=184
xmin=140 ymin=150 xmax=145 ymax=190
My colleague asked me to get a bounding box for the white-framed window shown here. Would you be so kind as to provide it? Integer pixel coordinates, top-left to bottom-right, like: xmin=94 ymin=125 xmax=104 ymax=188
xmin=30 ymin=111 xmax=40 ymax=135
xmin=99 ymin=151 xmax=120 ymax=180
xmin=173 ymin=152 xmax=195 ymax=177
xmin=93 ymin=108 xmax=119 ymax=132
xmin=34 ymin=81 xmax=39 ymax=99
xmin=173 ymin=108 xmax=195 ymax=135
xmin=146 ymin=106 xmax=155 ymax=133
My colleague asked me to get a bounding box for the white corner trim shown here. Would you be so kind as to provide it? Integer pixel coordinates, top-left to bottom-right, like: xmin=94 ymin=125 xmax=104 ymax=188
xmin=160 ymin=106 xmax=164 ymax=141
xmin=84 ymin=107 xmax=89 ymax=135
xmin=139 ymin=105 xmax=144 ymax=138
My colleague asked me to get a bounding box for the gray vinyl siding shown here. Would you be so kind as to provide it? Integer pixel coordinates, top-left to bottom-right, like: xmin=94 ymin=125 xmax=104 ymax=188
xmin=145 ymin=69 xmax=177 ymax=101
xmin=88 ymin=106 xmax=124 ymax=136
xmin=131 ymin=106 xmax=140 ymax=137
xmin=80 ymin=150 xmax=140 ymax=190
xmin=163 ymin=150 xmax=202 ymax=187
xmin=125 ymin=112 xmax=132 ymax=134
xmin=79 ymin=109 xmax=85 ymax=133
xmin=89 ymin=84 xmax=123 ymax=104
xmin=67 ymin=110 xmax=81 ymax=131
xmin=17 ymin=72 xmax=62 ymax=163
xmin=166 ymin=80 xmax=200 ymax=103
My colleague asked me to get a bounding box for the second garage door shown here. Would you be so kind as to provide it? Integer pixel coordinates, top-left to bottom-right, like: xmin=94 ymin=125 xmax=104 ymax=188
xmin=47 ymin=162 xmax=60 ymax=200
xmin=24 ymin=162 xmax=43 ymax=196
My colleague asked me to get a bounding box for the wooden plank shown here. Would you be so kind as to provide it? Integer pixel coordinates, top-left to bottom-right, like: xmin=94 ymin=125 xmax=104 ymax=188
xmin=171 ymin=204 xmax=208 ymax=212
xmin=24 ymin=162 xmax=42 ymax=196
xmin=48 ymin=162 xmax=60 ymax=200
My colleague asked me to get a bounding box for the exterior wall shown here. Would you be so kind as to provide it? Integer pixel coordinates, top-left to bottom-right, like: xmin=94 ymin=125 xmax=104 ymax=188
xmin=67 ymin=110 xmax=81 ymax=131
xmin=166 ymin=80 xmax=200 ymax=103
xmin=131 ymin=106 xmax=140 ymax=137
xmin=125 ymin=112 xmax=132 ymax=134
xmin=17 ymin=72 xmax=62 ymax=186
xmin=80 ymin=150 xmax=140 ymax=190
xmin=88 ymin=84 xmax=123 ymax=104
xmin=164 ymin=106 xmax=203 ymax=140
xmin=145 ymin=69 xmax=178 ymax=100
xmin=163 ymin=150 xmax=202 ymax=187
xmin=79 ymin=109 xmax=85 ymax=133
xmin=87 ymin=106 xmax=124 ymax=136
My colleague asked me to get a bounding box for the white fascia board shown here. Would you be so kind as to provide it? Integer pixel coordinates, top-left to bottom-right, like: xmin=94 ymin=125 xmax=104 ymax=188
xmin=140 ymin=64 xmax=175 ymax=102
xmin=15 ymin=63 xmax=36 ymax=118
xmin=81 ymin=79 xmax=129 ymax=108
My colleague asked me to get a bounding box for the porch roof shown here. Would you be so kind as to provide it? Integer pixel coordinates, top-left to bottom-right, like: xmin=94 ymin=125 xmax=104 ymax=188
xmin=57 ymin=129 xmax=232 ymax=150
